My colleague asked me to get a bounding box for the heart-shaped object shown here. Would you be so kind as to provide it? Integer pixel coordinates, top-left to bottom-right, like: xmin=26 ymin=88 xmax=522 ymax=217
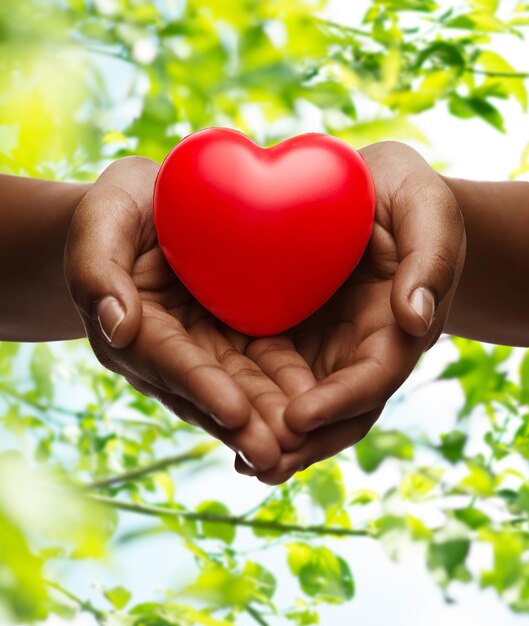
xmin=153 ymin=128 xmax=375 ymax=336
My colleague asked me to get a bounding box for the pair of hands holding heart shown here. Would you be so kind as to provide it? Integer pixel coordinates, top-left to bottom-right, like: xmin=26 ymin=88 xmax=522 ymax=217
xmin=64 ymin=135 xmax=465 ymax=485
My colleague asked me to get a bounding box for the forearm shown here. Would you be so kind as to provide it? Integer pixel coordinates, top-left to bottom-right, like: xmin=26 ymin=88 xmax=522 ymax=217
xmin=443 ymin=176 xmax=529 ymax=347
xmin=0 ymin=175 xmax=91 ymax=341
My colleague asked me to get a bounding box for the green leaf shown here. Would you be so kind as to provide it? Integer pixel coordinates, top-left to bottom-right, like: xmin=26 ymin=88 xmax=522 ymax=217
xmin=399 ymin=470 xmax=438 ymax=500
xmin=520 ymin=350 xmax=529 ymax=404
xmin=511 ymin=482 xmax=529 ymax=514
xmin=477 ymin=51 xmax=528 ymax=110
xmin=492 ymin=345 xmax=513 ymax=364
xmin=287 ymin=543 xmax=354 ymax=602
xmin=0 ymin=124 xmax=20 ymax=157
xmin=130 ymin=601 xmax=237 ymax=626
xmin=439 ymin=430 xmax=467 ymax=463
xmin=299 ymin=459 xmax=345 ymax=510
xmin=466 ymin=0 xmax=499 ymax=13
xmin=406 ymin=514 xmax=433 ymax=541
xmin=252 ymin=491 xmax=298 ymax=538
xmin=439 ymin=359 xmax=476 ymax=379
xmin=181 ymin=565 xmax=254 ymax=608
xmin=511 ymin=142 xmax=529 ymax=179
xmin=0 ymin=507 xmax=48 ymax=621
xmin=104 ymin=586 xmax=132 ymax=610
xmin=427 ymin=539 xmax=470 ymax=583
xmin=481 ymin=530 xmax=525 ymax=592
xmin=285 ymin=606 xmax=320 ymax=625
xmin=453 ymin=507 xmax=490 ymax=529
xmin=153 ymin=471 xmax=174 ymax=502
xmin=242 ymin=561 xmax=277 ymax=603
xmin=349 ymin=489 xmax=380 ymax=505
xmin=459 ymin=464 xmax=494 ymax=496
xmin=449 ymin=94 xmax=506 ymax=132
xmin=161 ymin=503 xmax=198 ymax=539
xmin=335 ymin=117 xmax=428 ymax=147
xmin=30 ymin=344 xmax=54 ymax=401
xmin=374 ymin=514 xmax=407 ymax=536
xmin=447 ymin=12 xmax=507 ymax=32
xmin=0 ymin=341 xmax=20 ymax=376
xmin=355 ymin=428 xmax=414 ymax=472
xmin=416 ymin=41 xmax=466 ymax=68
xmin=196 ymin=500 xmax=236 ymax=544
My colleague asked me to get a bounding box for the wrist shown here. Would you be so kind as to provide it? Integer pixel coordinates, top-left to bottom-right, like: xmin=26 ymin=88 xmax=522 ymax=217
xmin=440 ymin=175 xmax=529 ymax=346
xmin=0 ymin=176 xmax=93 ymax=341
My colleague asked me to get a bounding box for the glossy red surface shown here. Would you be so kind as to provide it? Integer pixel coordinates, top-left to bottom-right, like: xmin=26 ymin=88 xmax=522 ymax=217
xmin=153 ymin=128 xmax=375 ymax=336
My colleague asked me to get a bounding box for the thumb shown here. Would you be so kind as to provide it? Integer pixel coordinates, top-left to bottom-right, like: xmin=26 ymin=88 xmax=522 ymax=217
xmin=64 ymin=158 xmax=158 ymax=348
xmin=390 ymin=174 xmax=466 ymax=338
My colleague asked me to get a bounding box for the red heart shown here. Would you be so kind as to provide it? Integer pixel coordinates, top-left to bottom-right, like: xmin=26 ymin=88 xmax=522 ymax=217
xmin=153 ymin=128 xmax=375 ymax=336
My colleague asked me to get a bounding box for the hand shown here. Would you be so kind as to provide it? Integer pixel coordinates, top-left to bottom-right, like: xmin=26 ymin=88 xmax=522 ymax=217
xmin=238 ymin=141 xmax=466 ymax=484
xmin=64 ymin=157 xmax=315 ymax=472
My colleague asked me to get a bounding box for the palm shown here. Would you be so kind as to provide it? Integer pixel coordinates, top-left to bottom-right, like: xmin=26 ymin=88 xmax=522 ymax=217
xmin=71 ymin=157 xmax=312 ymax=474
xmin=73 ymin=148 xmax=462 ymax=484
xmin=240 ymin=214 xmax=423 ymax=483
xmin=123 ymin=222 xmax=312 ymax=467
xmin=292 ymin=221 xmax=401 ymax=381
xmin=244 ymin=142 xmax=466 ymax=484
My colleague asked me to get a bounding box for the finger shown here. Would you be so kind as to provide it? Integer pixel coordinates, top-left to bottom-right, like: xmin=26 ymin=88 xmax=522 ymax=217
xmin=256 ymin=410 xmax=381 ymax=485
xmin=245 ymin=336 xmax=318 ymax=398
xmin=234 ymin=454 xmax=256 ymax=477
xmin=126 ymin=378 xmax=281 ymax=473
xmin=65 ymin=157 xmax=159 ymax=349
xmin=389 ymin=170 xmax=466 ymax=337
xmin=113 ymin=302 xmax=252 ymax=429
xmin=284 ymin=323 xmax=418 ymax=433
xmin=190 ymin=322 xmax=306 ymax=451
xmin=159 ymin=390 xmax=281 ymax=472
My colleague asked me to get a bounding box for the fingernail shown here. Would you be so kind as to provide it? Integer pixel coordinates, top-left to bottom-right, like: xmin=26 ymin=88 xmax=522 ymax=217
xmin=238 ymin=450 xmax=256 ymax=471
xmin=97 ymin=297 xmax=125 ymax=345
xmin=409 ymin=287 xmax=435 ymax=330
xmin=210 ymin=412 xmax=228 ymax=428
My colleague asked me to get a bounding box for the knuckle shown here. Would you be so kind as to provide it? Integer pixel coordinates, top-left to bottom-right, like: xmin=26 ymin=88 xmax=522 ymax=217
xmin=251 ymin=389 xmax=283 ymax=406
xmin=233 ymin=366 xmax=263 ymax=380
xmin=429 ymin=246 xmax=458 ymax=294
xmin=258 ymin=465 xmax=295 ymax=485
xmin=180 ymin=362 xmax=214 ymax=396
xmin=216 ymin=346 xmax=241 ymax=364
xmin=247 ymin=338 xmax=291 ymax=359
xmin=258 ymin=474 xmax=284 ymax=486
xmin=361 ymin=355 xmax=400 ymax=402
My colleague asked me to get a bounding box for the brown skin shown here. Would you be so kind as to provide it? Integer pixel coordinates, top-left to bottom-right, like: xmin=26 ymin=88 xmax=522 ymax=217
xmin=243 ymin=142 xmax=467 ymax=483
xmin=0 ymin=175 xmax=89 ymax=341
xmin=442 ymin=177 xmax=529 ymax=347
xmin=1 ymin=142 xmax=528 ymax=484
xmin=64 ymin=158 xmax=313 ymax=474
xmin=1 ymin=161 xmax=307 ymax=473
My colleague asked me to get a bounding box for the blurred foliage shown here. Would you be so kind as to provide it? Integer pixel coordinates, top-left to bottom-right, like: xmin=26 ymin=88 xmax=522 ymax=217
xmin=2 ymin=0 xmax=529 ymax=178
xmin=1 ymin=0 xmax=529 ymax=624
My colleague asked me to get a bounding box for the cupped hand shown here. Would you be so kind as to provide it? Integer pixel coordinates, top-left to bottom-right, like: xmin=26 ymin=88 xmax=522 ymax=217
xmin=64 ymin=157 xmax=315 ymax=472
xmin=238 ymin=141 xmax=466 ymax=484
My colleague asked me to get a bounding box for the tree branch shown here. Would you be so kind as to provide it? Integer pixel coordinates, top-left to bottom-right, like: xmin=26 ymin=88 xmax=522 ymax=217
xmin=44 ymin=579 xmax=105 ymax=623
xmin=315 ymin=17 xmax=372 ymax=38
xmin=465 ymin=67 xmax=529 ymax=79
xmin=89 ymin=494 xmax=373 ymax=538
xmin=84 ymin=443 xmax=217 ymax=490
xmin=246 ymin=605 xmax=272 ymax=626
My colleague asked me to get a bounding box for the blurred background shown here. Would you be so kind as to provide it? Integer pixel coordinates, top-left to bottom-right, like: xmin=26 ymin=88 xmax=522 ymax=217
xmin=1 ymin=1 xmax=529 ymax=625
